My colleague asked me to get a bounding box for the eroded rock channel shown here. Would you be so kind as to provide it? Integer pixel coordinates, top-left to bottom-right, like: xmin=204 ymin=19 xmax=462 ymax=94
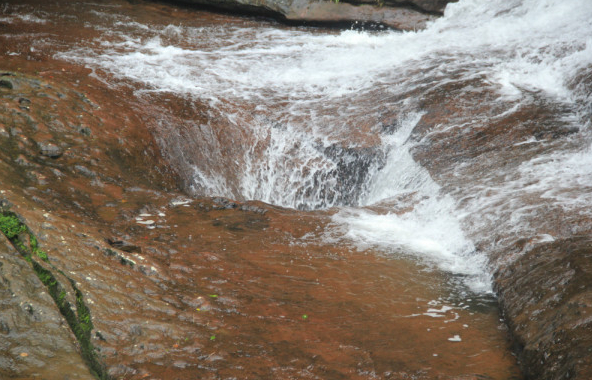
xmin=0 ymin=0 xmax=591 ymax=379
xmin=0 ymin=71 xmax=519 ymax=379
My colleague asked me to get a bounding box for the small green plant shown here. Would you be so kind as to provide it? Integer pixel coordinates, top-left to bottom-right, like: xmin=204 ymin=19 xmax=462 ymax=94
xmin=30 ymin=235 xmax=39 ymax=250
xmin=30 ymin=235 xmax=49 ymax=262
xmin=0 ymin=213 xmax=26 ymax=240
xmin=37 ymin=269 xmax=57 ymax=288
xmin=76 ymin=290 xmax=93 ymax=335
xmin=36 ymin=250 xmax=48 ymax=261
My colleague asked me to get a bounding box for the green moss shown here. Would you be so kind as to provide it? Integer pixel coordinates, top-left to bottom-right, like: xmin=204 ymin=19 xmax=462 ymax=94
xmin=30 ymin=235 xmax=49 ymax=262
xmin=36 ymin=250 xmax=48 ymax=261
xmin=30 ymin=234 xmax=39 ymax=250
xmin=0 ymin=213 xmax=26 ymax=239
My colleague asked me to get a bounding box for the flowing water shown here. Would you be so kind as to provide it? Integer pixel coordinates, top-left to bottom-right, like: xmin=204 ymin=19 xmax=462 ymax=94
xmin=1 ymin=0 xmax=591 ymax=377
xmin=50 ymin=0 xmax=592 ymax=292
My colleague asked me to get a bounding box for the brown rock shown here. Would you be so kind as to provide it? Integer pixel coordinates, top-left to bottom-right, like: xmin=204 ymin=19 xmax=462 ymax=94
xmin=495 ymin=237 xmax=592 ymax=380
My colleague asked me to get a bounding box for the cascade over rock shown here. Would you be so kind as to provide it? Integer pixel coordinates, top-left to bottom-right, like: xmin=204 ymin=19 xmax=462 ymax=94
xmin=1 ymin=0 xmax=592 ymax=379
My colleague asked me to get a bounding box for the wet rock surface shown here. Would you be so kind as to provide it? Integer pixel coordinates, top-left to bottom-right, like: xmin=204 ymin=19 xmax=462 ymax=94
xmin=405 ymin=70 xmax=592 ymax=379
xmin=495 ymin=237 xmax=592 ymax=380
xmin=0 ymin=35 xmax=520 ymax=380
xmin=2 ymin=0 xmax=590 ymax=379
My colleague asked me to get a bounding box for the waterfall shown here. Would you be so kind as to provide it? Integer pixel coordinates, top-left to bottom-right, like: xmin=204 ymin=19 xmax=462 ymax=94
xmin=56 ymin=0 xmax=592 ymax=293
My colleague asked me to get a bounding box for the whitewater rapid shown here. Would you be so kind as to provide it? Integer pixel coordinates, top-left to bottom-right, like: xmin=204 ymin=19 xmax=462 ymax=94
xmin=45 ymin=0 xmax=592 ymax=293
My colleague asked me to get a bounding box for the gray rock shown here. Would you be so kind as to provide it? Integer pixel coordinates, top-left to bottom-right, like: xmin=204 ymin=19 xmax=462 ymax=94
xmin=74 ymin=165 xmax=97 ymax=178
xmin=37 ymin=141 xmax=63 ymax=158
xmin=175 ymin=0 xmax=455 ymax=30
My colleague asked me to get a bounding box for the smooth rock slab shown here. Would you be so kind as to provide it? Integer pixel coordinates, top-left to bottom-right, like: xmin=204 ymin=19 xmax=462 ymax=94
xmin=0 ymin=240 xmax=94 ymax=379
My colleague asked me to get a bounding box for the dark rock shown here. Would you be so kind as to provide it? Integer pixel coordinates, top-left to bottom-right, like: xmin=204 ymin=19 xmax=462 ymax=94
xmin=0 ymin=79 xmax=13 ymax=89
xmin=37 ymin=141 xmax=63 ymax=158
xmin=213 ymin=197 xmax=238 ymax=209
xmin=102 ymin=247 xmax=136 ymax=267
xmin=18 ymin=98 xmax=31 ymax=110
xmin=78 ymin=126 xmax=92 ymax=136
xmin=95 ymin=331 xmax=107 ymax=341
xmin=106 ymin=238 xmax=142 ymax=253
xmin=534 ymin=126 xmax=580 ymax=140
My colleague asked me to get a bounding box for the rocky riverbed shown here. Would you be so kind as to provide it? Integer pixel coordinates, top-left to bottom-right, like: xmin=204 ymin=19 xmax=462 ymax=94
xmin=0 ymin=69 xmax=520 ymax=379
xmin=1 ymin=0 xmax=591 ymax=379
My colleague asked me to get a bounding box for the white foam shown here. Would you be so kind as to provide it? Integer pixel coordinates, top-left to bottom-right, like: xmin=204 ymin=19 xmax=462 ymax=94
xmin=48 ymin=0 xmax=592 ymax=107
xmin=0 ymin=13 xmax=48 ymax=24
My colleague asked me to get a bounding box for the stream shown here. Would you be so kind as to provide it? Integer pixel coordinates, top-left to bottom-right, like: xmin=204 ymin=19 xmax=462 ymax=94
xmin=1 ymin=0 xmax=591 ymax=378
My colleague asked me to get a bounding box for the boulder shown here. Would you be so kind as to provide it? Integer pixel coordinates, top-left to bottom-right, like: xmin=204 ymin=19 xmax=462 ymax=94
xmin=174 ymin=0 xmax=456 ymax=30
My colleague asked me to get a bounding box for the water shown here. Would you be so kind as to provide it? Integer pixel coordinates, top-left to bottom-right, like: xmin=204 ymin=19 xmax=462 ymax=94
xmin=41 ymin=0 xmax=591 ymax=294
xmin=5 ymin=0 xmax=591 ymax=377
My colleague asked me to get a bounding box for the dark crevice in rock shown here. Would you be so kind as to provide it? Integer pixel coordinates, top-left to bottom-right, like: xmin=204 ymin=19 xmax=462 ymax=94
xmin=0 ymin=208 xmax=110 ymax=380
xmin=145 ymin=0 xmax=288 ymax=22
